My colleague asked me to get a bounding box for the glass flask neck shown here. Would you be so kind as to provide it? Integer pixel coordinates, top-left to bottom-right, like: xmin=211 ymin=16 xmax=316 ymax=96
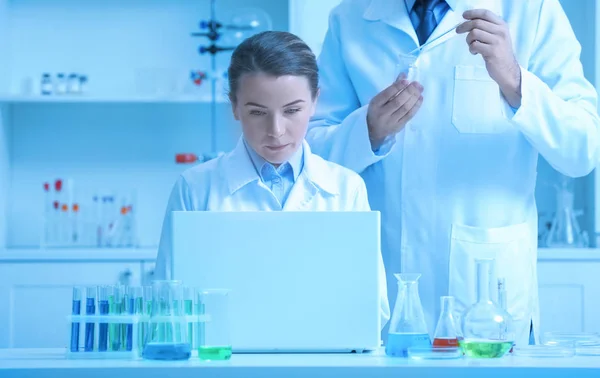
xmin=476 ymin=259 xmax=492 ymax=303
xmin=440 ymin=296 xmax=454 ymax=314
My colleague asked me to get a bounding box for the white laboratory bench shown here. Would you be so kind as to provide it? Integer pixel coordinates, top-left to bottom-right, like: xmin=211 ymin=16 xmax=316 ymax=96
xmin=1 ymin=349 xmax=600 ymax=378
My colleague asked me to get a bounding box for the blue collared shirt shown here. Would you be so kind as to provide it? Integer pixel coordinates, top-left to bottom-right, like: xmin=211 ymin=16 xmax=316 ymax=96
xmin=243 ymin=139 xmax=304 ymax=208
xmin=405 ymin=0 xmax=452 ymax=31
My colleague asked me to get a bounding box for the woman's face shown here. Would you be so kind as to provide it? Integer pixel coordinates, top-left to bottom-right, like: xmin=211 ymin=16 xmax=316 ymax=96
xmin=232 ymin=73 xmax=319 ymax=165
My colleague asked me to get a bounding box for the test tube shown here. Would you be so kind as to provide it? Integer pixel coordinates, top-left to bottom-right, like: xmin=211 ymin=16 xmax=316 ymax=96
xmin=194 ymin=288 xmax=204 ymax=349
xmin=98 ymin=286 xmax=110 ymax=351
xmin=109 ymin=285 xmax=124 ymax=351
xmin=84 ymin=287 xmax=96 ymax=352
xmin=183 ymin=286 xmax=193 ymax=348
xmin=70 ymin=287 xmax=82 ymax=352
xmin=132 ymin=287 xmax=144 ymax=353
xmin=72 ymin=203 xmax=80 ymax=244
xmin=42 ymin=182 xmax=51 ymax=246
xmin=126 ymin=287 xmax=142 ymax=351
xmin=395 ymin=52 xmax=419 ymax=82
xmin=142 ymin=286 xmax=153 ymax=348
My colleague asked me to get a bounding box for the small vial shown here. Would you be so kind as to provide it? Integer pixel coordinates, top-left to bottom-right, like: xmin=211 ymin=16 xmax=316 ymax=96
xmin=67 ymin=73 xmax=80 ymax=94
xmin=55 ymin=73 xmax=67 ymax=95
xmin=41 ymin=73 xmax=53 ymax=95
xmin=79 ymin=75 xmax=88 ymax=94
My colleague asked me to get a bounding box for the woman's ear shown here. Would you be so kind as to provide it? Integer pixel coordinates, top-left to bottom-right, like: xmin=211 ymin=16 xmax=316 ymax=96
xmin=310 ymin=88 xmax=321 ymax=117
xmin=230 ymin=96 xmax=240 ymax=121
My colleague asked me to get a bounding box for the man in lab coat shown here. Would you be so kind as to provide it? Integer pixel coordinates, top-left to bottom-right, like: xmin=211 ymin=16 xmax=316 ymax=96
xmin=306 ymin=0 xmax=600 ymax=347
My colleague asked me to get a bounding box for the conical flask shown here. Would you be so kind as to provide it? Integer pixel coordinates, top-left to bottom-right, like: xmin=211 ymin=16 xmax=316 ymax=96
xmin=546 ymin=176 xmax=588 ymax=248
xmin=461 ymin=259 xmax=514 ymax=358
xmin=142 ymin=280 xmax=191 ymax=360
xmin=433 ymin=296 xmax=460 ymax=348
xmin=385 ymin=273 xmax=431 ymax=357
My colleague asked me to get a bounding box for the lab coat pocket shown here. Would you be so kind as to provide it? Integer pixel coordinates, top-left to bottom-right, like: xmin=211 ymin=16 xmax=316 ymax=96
xmin=452 ymin=66 xmax=510 ymax=134
xmin=449 ymin=222 xmax=532 ymax=324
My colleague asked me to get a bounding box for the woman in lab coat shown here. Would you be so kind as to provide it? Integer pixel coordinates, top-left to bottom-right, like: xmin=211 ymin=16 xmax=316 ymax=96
xmin=155 ymin=30 xmax=390 ymax=328
xmin=306 ymin=0 xmax=600 ymax=347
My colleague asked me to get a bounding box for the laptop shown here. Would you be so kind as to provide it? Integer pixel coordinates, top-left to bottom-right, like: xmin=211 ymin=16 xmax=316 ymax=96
xmin=171 ymin=211 xmax=382 ymax=353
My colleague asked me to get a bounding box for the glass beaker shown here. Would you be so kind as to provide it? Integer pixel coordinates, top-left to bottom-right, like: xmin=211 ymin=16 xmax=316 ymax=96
xmin=461 ymin=259 xmax=514 ymax=358
xmin=546 ymin=176 xmax=588 ymax=248
xmin=394 ymin=52 xmax=420 ymax=82
xmin=385 ymin=273 xmax=431 ymax=357
xmin=197 ymin=289 xmax=232 ymax=361
xmin=142 ymin=280 xmax=191 ymax=360
xmin=433 ymin=296 xmax=460 ymax=348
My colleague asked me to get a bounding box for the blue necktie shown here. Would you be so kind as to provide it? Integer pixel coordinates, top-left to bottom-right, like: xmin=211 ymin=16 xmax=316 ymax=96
xmin=416 ymin=0 xmax=440 ymax=45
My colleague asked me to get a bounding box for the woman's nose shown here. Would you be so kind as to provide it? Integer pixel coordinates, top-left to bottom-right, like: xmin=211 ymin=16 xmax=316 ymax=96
xmin=266 ymin=116 xmax=285 ymax=138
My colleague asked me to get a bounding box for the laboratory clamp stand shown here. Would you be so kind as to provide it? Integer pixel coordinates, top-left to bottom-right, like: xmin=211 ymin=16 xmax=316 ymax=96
xmin=183 ymin=0 xmax=272 ymax=162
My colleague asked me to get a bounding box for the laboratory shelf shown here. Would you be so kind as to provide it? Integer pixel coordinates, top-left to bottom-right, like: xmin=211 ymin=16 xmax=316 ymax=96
xmin=0 ymin=95 xmax=229 ymax=104
xmin=537 ymin=248 xmax=600 ymax=260
xmin=0 ymin=247 xmax=157 ymax=261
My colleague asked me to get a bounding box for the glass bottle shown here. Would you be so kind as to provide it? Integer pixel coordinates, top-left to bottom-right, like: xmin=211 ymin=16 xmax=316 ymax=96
xmin=461 ymin=259 xmax=514 ymax=358
xmin=41 ymin=73 xmax=53 ymax=95
xmin=385 ymin=273 xmax=431 ymax=357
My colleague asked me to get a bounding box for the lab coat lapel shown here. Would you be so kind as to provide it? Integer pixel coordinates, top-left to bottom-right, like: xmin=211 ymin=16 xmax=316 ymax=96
xmin=282 ymin=142 xmax=339 ymax=211
xmin=418 ymin=5 xmax=464 ymax=54
xmin=363 ymin=0 xmax=419 ymax=50
xmin=282 ymin=174 xmax=318 ymax=211
xmin=421 ymin=0 xmax=504 ymax=55
xmin=223 ymin=137 xmax=261 ymax=195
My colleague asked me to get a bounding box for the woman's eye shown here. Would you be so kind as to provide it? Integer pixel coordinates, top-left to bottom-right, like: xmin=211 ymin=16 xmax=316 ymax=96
xmin=249 ymin=110 xmax=266 ymax=116
xmin=285 ymin=108 xmax=301 ymax=114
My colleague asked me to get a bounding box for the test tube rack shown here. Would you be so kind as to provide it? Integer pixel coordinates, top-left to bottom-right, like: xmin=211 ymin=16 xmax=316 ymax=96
xmin=65 ymin=314 xmax=210 ymax=360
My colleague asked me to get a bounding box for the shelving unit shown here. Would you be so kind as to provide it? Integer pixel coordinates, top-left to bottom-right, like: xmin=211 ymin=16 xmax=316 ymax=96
xmin=0 ymin=94 xmax=228 ymax=104
xmin=0 ymin=0 xmax=292 ymax=251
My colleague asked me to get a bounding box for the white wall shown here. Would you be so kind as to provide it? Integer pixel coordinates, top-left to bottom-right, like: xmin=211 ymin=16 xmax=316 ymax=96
xmin=288 ymin=0 xmax=342 ymax=58
xmin=0 ymin=0 xmax=9 ymax=248
xmin=2 ymin=0 xmax=288 ymax=248
xmin=0 ymin=0 xmax=8 ymax=93
xmin=536 ymin=0 xmax=597 ymax=246
xmin=0 ymin=105 xmax=9 ymax=249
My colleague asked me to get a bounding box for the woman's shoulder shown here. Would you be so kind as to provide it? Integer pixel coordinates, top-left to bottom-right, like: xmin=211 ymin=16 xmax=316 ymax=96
xmin=179 ymin=154 xmax=225 ymax=188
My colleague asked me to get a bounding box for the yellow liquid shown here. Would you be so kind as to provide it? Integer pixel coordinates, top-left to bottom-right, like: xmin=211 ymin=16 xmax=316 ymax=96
xmin=198 ymin=345 xmax=232 ymax=360
xmin=462 ymin=339 xmax=513 ymax=358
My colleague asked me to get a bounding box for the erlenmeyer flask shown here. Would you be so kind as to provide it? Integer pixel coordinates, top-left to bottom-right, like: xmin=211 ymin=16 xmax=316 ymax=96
xmin=142 ymin=280 xmax=191 ymax=360
xmin=385 ymin=273 xmax=431 ymax=357
xmin=433 ymin=296 xmax=460 ymax=348
xmin=546 ymin=176 xmax=588 ymax=248
xmin=461 ymin=259 xmax=514 ymax=358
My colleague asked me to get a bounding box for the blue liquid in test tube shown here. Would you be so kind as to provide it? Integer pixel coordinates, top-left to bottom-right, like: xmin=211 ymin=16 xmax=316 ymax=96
xmin=70 ymin=287 xmax=82 ymax=352
xmin=98 ymin=286 xmax=110 ymax=351
xmin=84 ymin=287 xmax=96 ymax=351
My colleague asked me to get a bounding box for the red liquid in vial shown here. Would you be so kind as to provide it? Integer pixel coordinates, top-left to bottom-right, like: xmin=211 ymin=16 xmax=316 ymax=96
xmin=433 ymin=337 xmax=459 ymax=348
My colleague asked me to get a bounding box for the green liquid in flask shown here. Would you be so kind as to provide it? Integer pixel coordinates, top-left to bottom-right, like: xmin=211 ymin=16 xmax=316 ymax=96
xmin=462 ymin=339 xmax=513 ymax=358
xmin=198 ymin=345 xmax=232 ymax=360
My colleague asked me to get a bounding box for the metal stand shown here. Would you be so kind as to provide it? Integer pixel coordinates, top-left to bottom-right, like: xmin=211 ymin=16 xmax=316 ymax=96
xmin=191 ymin=0 xmax=252 ymax=153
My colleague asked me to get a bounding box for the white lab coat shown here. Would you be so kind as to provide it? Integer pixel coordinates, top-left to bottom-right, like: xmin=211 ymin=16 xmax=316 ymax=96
xmin=155 ymin=137 xmax=391 ymax=329
xmin=307 ymin=0 xmax=600 ymax=346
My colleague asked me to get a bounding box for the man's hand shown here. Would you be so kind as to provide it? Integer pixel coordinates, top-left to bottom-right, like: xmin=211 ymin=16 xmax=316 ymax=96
xmin=457 ymin=9 xmax=522 ymax=108
xmin=367 ymin=77 xmax=423 ymax=151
